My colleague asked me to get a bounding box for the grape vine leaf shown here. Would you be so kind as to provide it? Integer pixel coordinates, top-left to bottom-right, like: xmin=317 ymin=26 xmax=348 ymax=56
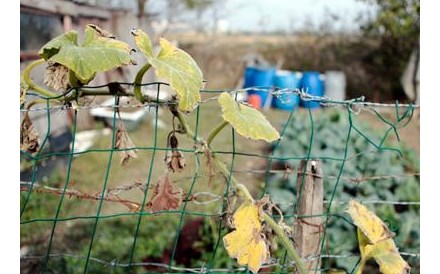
xmin=148 ymin=174 xmax=183 ymax=212
xmin=223 ymin=202 xmax=269 ymax=273
xmin=347 ymin=199 xmax=394 ymax=244
xmin=20 ymin=114 xmax=39 ymax=154
xmin=39 ymin=24 xmax=134 ymax=84
xmin=218 ymin=92 xmax=280 ymax=142
xmin=347 ymin=200 xmax=410 ymax=274
xmin=114 ymin=114 xmax=138 ymax=166
xmin=132 ymin=29 xmax=203 ymax=112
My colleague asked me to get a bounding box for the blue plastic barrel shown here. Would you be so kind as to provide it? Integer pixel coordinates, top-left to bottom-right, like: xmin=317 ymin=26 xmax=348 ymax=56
xmin=243 ymin=66 xmax=275 ymax=107
xmin=299 ymin=71 xmax=324 ymax=109
xmin=243 ymin=67 xmax=257 ymax=88
xmin=272 ymin=70 xmax=300 ymax=110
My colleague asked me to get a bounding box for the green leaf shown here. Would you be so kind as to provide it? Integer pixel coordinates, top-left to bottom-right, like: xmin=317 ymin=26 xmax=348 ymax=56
xmin=218 ymin=92 xmax=280 ymax=142
xmin=38 ymin=24 xmax=134 ymax=84
xmin=132 ymin=29 xmax=203 ymax=112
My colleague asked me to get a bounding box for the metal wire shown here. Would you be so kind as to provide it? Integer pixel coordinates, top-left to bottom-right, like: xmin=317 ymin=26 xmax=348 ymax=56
xmin=20 ymin=83 xmax=420 ymax=273
xmin=21 ymin=251 xmax=420 ymax=272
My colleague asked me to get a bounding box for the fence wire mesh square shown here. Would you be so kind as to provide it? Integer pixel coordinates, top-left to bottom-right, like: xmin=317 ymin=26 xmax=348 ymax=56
xmin=20 ymin=83 xmax=420 ymax=273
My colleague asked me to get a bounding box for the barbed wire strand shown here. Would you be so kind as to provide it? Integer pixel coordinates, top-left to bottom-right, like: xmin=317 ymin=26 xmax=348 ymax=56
xmin=22 ymin=83 xmax=420 ymax=113
xmin=21 ymin=251 xmax=420 ymax=273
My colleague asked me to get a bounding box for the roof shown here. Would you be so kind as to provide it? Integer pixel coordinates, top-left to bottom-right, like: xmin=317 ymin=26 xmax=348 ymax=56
xmin=20 ymin=0 xmax=136 ymax=19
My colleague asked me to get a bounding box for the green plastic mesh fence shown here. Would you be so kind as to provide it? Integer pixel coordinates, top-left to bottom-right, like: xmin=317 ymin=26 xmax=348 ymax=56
xmin=20 ymin=83 xmax=420 ymax=273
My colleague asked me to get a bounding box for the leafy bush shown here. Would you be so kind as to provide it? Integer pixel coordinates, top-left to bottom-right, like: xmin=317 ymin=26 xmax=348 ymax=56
xmin=58 ymin=215 xmax=180 ymax=273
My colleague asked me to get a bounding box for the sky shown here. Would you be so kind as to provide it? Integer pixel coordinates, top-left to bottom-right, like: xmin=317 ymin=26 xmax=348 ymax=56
xmin=221 ymin=0 xmax=377 ymax=32
xmin=146 ymin=0 xmax=378 ymax=33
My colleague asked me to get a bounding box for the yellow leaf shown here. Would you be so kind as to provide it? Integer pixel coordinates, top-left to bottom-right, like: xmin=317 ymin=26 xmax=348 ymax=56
xmin=218 ymin=92 xmax=280 ymax=142
xmin=131 ymin=28 xmax=154 ymax=58
xmin=231 ymin=201 xmax=262 ymax=231
xmin=346 ymin=200 xmax=393 ymax=244
xmin=348 ymin=200 xmax=411 ymax=274
xmin=372 ymin=238 xmax=411 ymax=274
xmin=223 ymin=202 xmax=269 ymax=273
xmin=132 ymin=30 xmax=203 ymax=112
xmin=357 ymin=229 xmax=410 ymax=274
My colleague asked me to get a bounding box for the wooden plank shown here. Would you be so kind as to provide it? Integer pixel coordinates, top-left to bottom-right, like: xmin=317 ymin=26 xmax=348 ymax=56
xmin=76 ymin=5 xmax=111 ymax=19
xmin=21 ymin=0 xmax=77 ymax=16
xmin=294 ymin=160 xmax=324 ymax=274
xmin=21 ymin=0 xmax=110 ymax=19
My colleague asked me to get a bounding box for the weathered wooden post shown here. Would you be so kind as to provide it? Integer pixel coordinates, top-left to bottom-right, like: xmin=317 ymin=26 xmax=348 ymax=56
xmin=294 ymin=159 xmax=324 ymax=273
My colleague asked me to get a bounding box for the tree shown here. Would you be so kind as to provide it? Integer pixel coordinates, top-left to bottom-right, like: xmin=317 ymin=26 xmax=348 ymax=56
xmin=358 ymin=0 xmax=419 ymax=101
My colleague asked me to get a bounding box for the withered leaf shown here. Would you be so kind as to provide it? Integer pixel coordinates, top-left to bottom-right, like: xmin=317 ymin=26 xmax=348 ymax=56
xmin=20 ymin=73 xmax=29 ymax=105
xmin=347 ymin=200 xmax=411 ymax=274
xmin=20 ymin=114 xmax=40 ymax=154
xmin=114 ymin=114 xmax=138 ymax=165
xmin=204 ymin=148 xmax=216 ymax=185
xmin=169 ymin=134 xmax=178 ymax=148
xmin=76 ymin=96 xmax=95 ymax=107
xmin=44 ymin=62 xmax=69 ymax=92
xmin=223 ymin=202 xmax=269 ymax=273
xmin=164 ymin=132 xmax=185 ymax=172
xmin=88 ymin=24 xmax=116 ymax=38
xmin=148 ymin=174 xmax=183 ymax=212
xmin=164 ymin=150 xmax=185 ymax=172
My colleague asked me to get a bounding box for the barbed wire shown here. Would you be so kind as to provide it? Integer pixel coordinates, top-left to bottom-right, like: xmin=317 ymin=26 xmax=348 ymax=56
xmin=232 ymin=169 xmax=419 ymax=184
xmin=21 ymin=82 xmax=420 ymax=113
xmin=20 ymin=175 xmax=419 ymax=213
xmin=21 ymin=251 xmax=420 ymax=273
xmin=19 ymin=181 xmax=225 ymax=210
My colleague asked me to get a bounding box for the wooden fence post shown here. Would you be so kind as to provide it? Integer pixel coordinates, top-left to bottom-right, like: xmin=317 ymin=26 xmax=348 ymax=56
xmin=294 ymin=159 xmax=324 ymax=273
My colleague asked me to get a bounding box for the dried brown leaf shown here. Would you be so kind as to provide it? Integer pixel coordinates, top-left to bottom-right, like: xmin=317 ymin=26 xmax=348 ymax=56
xmin=20 ymin=114 xmax=40 ymax=154
xmin=148 ymin=174 xmax=183 ymax=212
xmin=88 ymin=24 xmax=116 ymax=38
xmin=77 ymin=96 xmax=96 ymax=107
xmin=204 ymin=149 xmax=216 ymax=185
xmin=165 ymin=150 xmax=185 ymax=172
xmin=114 ymin=115 xmax=138 ymax=165
xmin=44 ymin=62 xmax=69 ymax=92
xmin=20 ymin=73 xmax=29 ymax=105
xmin=164 ymin=133 xmax=185 ymax=172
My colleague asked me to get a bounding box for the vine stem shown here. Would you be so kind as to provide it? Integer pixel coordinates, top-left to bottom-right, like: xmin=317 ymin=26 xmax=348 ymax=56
xmin=23 ymin=58 xmax=59 ymax=99
xmin=176 ymin=110 xmax=307 ymax=273
xmin=354 ymin=259 xmax=366 ymax=274
xmin=175 ymin=110 xmax=204 ymax=145
xmin=23 ymin=99 xmax=63 ymax=112
xmin=207 ymin=120 xmax=229 ymax=147
xmin=133 ymin=63 xmax=152 ymax=102
xmin=262 ymin=213 xmax=308 ymax=274
xmin=214 ymin=158 xmax=307 ymax=273
xmin=23 ymin=60 xmax=168 ymax=105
